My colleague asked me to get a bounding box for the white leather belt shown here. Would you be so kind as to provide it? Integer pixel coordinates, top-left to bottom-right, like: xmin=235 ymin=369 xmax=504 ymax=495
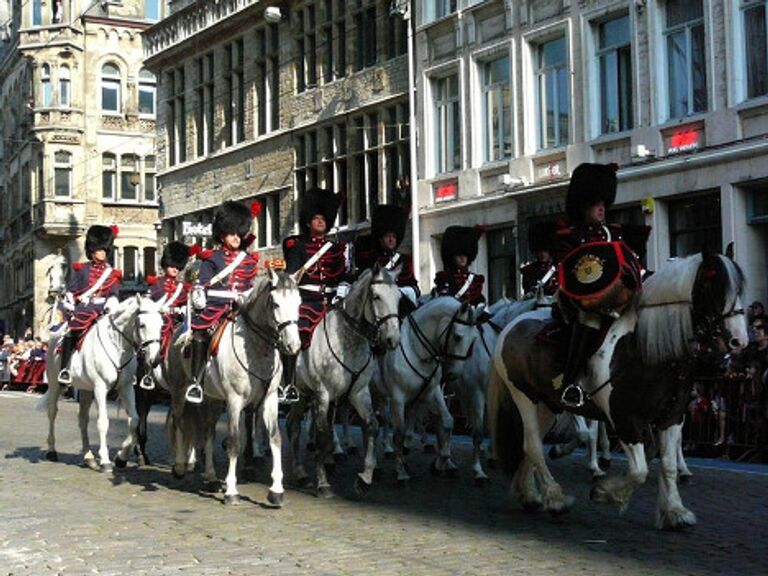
xmin=207 ymin=290 xmax=238 ymax=300
xmin=91 ymin=297 xmax=106 ymax=305
xmin=300 ymin=285 xmax=336 ymax=294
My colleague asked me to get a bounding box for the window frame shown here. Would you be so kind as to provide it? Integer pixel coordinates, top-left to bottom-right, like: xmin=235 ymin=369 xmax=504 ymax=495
xmin=432 ymin=72 xmax=462 ymax=175
xmin=41 ymin=64 xmax=52 ymax=108
xmin=59 ymin=65 xmax=71 ymax=109
xmin=102 ymin=153 xmax=116 ymax=201
xmin=100 ymin=63 xmax=122 ymax=115
xmin=535 ymin=35 xmax=569 ymax=150
xmin=480 ymin=55 xmax=512 ymax=163
xmin=594 ymin=14 xmax=633 ymax=135
xmin=663 ymin=0 xmax=708 ymax=119
xmin=138 ymin=69 xmax=156 ymax=119
xmin=53 ymin=151 xmax=72 ymax=198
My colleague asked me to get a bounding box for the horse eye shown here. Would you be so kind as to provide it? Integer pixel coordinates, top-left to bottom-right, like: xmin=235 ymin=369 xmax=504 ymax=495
xmin=271 ymin=301 xmax=279 ymax=310
xmin=373 ymin=295 xmax=381 ymax=301
xmin=453 ymin=334 xmax=461 ymax=343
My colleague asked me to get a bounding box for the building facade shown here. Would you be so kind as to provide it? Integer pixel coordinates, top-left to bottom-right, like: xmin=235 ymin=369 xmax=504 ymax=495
xmin=0 ymin=0 xmax=162 ymax=337
xmin=413 ymin=0 xmax=768 ymax=304
xmin=143 ymin=0 xmax=412 ymax=267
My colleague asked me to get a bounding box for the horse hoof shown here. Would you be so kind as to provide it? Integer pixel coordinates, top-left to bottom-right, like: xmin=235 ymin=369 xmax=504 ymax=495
xmin=548 ymin=446 xmax=561 ymax=460
xmin=267 ymin=490 xmax=284 ymax=508
xmin=333 ymin=452 xmax=347 ymax=464
xmin=45 ymin=451 xmax=58 ymax=462
xmin=101 ymin=463 xmax=113 ymax=474
xmin=316 ymin=486 xmax=334 ymax=499
xmin=423 ymin=444 xmax=436 ymax=455
xmin=295 ymin=475 xmax=312 ymax=489
xmin=346 ymin=446 xmax=359 ymax=456
xmin=171 ymin=466 xmax=186 ymax=480
xmin=224 ymin=494 xmax=241 ymax=506
xmin=137 ymin=454 xmax=147 ymax=467
xmin=598 ymin=457 xmax=612 ymax=471
xmin=383 ymin=451 xmax=394 ymax=460
xmin=474 ymin=476 xmax=490 ymax=487
xmin=114 ymin=455 xmax=128 ymax=469
xmin=678 ymin=473 xmax=693 ymax=485
xmin=354 ymin=476 xmax=371 ymax=497
xmin=84 ymin=457 xmax=100 ymax=471
xmin=204 ymin=480 xmax=222 ymax=493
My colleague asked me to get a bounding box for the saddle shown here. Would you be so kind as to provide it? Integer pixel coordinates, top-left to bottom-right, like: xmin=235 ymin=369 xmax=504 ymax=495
xmin=209 ymin=312 xmax=236 ymax=357
xmin=535 ymin=316 xmax=611 ymax=357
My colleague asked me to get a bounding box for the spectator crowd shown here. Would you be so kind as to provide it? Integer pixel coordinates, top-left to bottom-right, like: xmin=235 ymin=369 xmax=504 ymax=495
xmin=0 ymin=329 xmax=48 ymax=394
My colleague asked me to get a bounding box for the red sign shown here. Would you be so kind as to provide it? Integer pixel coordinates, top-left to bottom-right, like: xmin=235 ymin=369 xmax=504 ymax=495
xmin=434 ymin=180 xmax=458 ymax=203
xmin=667 ymin=129 xmax=700 ymax=154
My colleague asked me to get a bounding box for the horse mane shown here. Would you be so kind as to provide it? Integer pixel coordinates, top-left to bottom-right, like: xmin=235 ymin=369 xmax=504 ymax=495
xmin=636 ymin=254 xmax=744 ymax=364
xmin=490 ymin=298 xmax=535 ymax=327
xmin=344 ymin=268 xmax=375 ymax=319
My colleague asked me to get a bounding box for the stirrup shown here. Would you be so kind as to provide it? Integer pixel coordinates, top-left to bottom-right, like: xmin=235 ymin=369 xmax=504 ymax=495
xmin=139 ymin=374 xmax=155 ymax=391
xmin=278 ymin=385 xmax=300 ymax=404
xmin=561 ymin=383 xmax=585 ymax=408
xmin=185 ymin=383 xmax=204 ymax=404
xmin=58 ymin=369 xmax=71 ymax=386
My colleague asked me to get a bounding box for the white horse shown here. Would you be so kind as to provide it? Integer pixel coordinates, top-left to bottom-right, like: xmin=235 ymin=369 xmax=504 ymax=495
xmin=39 ymin=295 xmax=164 ymax=472
xmin=39 ymin=253 xmax=69 ymax=341
xmin=166 ymin=269 xmax=301 ymax=506
xmin=443 ymin=296 xmax=546 ymax=484
xmin=547 ymin=414 xmax=612 ymax=479
xmin=377 ymin=297 xmax=483 ymax=483
xmin=287 ymin=264 xmax=402 ymax=498
xmin=489 ymin=252 xmax=748 ymax=529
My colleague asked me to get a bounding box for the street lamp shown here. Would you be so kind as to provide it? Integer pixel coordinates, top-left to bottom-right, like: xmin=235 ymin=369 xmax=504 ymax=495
xmin=391 ymin=0 xmax=420 ymax=287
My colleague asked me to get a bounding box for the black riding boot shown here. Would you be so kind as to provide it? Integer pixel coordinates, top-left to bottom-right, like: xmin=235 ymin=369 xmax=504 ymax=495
xmin=279 ymin=353 xmax=300 ymax=403
xmin=185 ymin=332 xmax=210 ymax=404
xmin=57 ymin=332 xmax=78 ymax=386
xmin=560 ymin=323 xmax=600 ymax=407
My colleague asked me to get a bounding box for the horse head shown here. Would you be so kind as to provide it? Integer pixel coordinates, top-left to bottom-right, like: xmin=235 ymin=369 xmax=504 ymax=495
xmin=692 ymin=250 xmax=748 ymax=353
xmin=46 ymin=253 xmax=68 ymax=296
xmin=110 ymin=295 xmax=164 ymax=369
xmin=364 ymin=262 xmax=402 ymax=350
xmin=441 ymin=299 xmax=482 ymax=364
xmin=263 ymin=268 xmax=302 ymax=356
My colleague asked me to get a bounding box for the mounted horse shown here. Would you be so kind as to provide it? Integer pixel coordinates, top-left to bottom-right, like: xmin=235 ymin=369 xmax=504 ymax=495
xmin=377 ymin=296 xmax=483 ymax=484
xmin=165 ymin=268 xmax=301 ymax=506
xmin=286 ymin=264 xmax=401 ymax=498
xmin=39 ymin=295 xmax=164 ymax=472
xmin=489 ymin=250 xmax=747 ymax=529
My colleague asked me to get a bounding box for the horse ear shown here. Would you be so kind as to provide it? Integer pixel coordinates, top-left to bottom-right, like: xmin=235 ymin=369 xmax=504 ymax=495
xmin=291 ymin=268 xmax=305 ymax=285
xmin=372 ymin=261 xmax=382 ymax=276
xmin=268 ymin=267 xmax=279 ymax=287
xmin=725 ymin=242 xmax=735 ymax=260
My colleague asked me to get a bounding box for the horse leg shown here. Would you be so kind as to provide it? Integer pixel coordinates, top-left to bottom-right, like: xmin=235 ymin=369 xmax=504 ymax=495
xmin=202 ymin=405 xmax=219 ymax=487
xmin=655 ymin=423 xmax=696 ymax=530
xmin=598 ymin=421 xmax=612 ymax=470
xmin=114 ymin=379 xmax=139 ymax=468
xmin=223 ymin=395 xmax=244 ymax=504
xmin=135 ymin=386 xmax=151 ymax=466
xmin=587 ymin=420 xmax=605 ymax=479
xmin=262 ymin=388 xmax=285 ymax=507
xmin=93 ymin=384 xmax=113 ymax=473
xmin=287 ymin=398 xmax=310 ymax=486
xmin=591 ymin=440 xmax=647 ymax=512
xmin=348 ymin=385 xmax=378 ymax=495
xmin=45 ymin=381 xmax=62 ymax=462
xmin=675 ymin=421 xmax=692 ymax=482
xmin=313 ymin=392 xmax=334 ymax=498
xmin=252 ymin=408 xmax=267 ymax=460
xmin=77 ymin=390 xmax=98 ymax=470
xmin=391 ymin=396 xmax=411 ymax=484
xmin=469 ymin=389 xmax=489 ymax=485
xmin=380 ymin=398 xmax=395 ymax=459
xmin=508 ymin=385 xmax=573 ymax=515
xmin=428 ymin=386 xmax=457 ymax=477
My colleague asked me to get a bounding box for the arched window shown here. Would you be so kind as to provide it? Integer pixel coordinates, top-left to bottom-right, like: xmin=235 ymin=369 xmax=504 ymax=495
xmin=138 ymin=69 xmax=156 ymax=117
xmin=41 ymin=64 xmax=52 ymax=107
xmin=101 ymin=63 xmax=121 ymax=113
xmin=59 ymin=65 xmax=70 ymax=108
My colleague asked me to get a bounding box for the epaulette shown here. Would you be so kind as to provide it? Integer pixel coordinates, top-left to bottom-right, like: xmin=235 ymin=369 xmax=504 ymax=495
xmin=146 ymin=275 xmax=157 ymax=285
xmin=198 ymin=249 xmax=213 ymax=260
xmin=72 ymin=262 xmax=84 ymax=272
xmin=283 ymin=235 xmax=300 ymax=251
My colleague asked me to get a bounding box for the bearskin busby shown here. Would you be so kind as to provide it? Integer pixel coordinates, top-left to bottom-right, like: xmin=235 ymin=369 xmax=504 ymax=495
xmin=160 ymin=241 xmax=191 ymax=270
xmin=372 ymin=204 xmax=407 ymax=247
xmin=565 ymin=163 xmax=617 ymax=224
xmin=300 ymin=188 xmax=339 ymax=230
xmin=441 ymin=226 xmax=481 ymax=269
xmin=212 ymin=200 xmax=252 ymax=242
xmin=527 ymin=220 xmax=559 ymax=255
xmin=85 ymin=225 xmax=115 ymax=259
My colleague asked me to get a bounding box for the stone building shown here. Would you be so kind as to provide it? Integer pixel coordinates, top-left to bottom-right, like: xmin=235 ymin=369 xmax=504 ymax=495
xmin=142 ymin=0 xmax=411 ymax=264
xmin=0 ymin=0 xmax=162 ymax=337
xmin=413 ymin=0 xmax=768 ymax=304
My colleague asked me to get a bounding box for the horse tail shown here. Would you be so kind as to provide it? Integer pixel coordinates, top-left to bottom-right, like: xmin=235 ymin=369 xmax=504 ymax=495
xmin=165 ymin=402 xmax=206 ymax=461
xmin=487 ymin=365 xmax=524 ymax=477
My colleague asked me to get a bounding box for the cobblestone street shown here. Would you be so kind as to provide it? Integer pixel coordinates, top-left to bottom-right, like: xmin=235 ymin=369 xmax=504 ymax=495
xmin=1 ymin=391 xmax=766 ymax=575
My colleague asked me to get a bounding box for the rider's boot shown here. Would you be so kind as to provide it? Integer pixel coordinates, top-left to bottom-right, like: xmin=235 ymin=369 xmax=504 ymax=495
xmin=57 ymin=332 xmax=78 ymax=387
xmin=185 ymin=331 xmax=209 ymax=404
xmin=559 ymin=323 xmax=600 ymax=408
xmin=279 ymin=353 xmax=300 ymax=403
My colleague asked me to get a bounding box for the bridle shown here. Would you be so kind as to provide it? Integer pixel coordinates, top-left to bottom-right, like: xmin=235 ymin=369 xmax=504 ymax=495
xmin=238 ymin=283 xmax=298 ymax=349
xmin=98 ymin=305 xmax=162 ymax=372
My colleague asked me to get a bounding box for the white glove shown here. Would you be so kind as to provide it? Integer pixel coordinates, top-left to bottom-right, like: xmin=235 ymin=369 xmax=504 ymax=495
xmin=335 ymin=282 xmax=351 ymax=300
xmin=399 ymin=286 xmax=417 ymax=306
xmin=104 ymin=296 xmax=120 ymax=313
xmin=191 ymin=285 xmax=207 ymax=310
xmin=63 ymin=292 xmax=75 ymax=312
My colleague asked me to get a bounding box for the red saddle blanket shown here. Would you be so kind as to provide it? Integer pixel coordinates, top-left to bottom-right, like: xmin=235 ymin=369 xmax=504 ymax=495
xmin=558 ymin=241 xmax=642 ymax=305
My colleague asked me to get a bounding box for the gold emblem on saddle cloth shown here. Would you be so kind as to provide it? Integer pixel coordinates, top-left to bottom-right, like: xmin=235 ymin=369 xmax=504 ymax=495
xmin=573 ymin=254 xmax=605 ymax=284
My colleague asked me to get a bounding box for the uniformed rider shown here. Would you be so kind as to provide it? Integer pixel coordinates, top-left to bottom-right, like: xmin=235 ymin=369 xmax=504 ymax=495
xmin=434 ymin=225 xmax=486 ymax=305
xmin=554 ymin=163 xmax=650 ymax=407
xmin=187 ymin=201 xmax=260 ymax=404
xmin=138 ymin=241 xmax=193 ymax=390
xmin=355 ymin=203 xmax=420 ymax=315
xmin=58 ymin=225 xmax=123 ymax=386
xmin=520 ymin=221 xmax=558 ymax=297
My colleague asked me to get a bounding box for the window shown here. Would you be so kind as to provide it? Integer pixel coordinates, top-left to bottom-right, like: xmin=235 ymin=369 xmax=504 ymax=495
xmin=123 ymin=246 xmax=138 ymax=283
xmin=52 ymin=0 xmax=63 ymax=23
xmin=102 ymin=153 xmax=116 ymax=200
xmin=120 ymin=154 xmax=138 ymax=201
xmin=101 ymin=63 xmax=121 ymax=113
xmin=296 ymin=4 xmax=318 ymax=92
xmin=195 ymin=54 xmax=215 ymax=156
xmin=143 ymin=247 xmax=156 ymax=278
xmin=32 ymin=0 xmax=42 ymax=26
xmin=145 ymin=0 xmax=159 ymax=21
xmin=488 ymin=227 xmax=516 ymax=301
xmin=37 ymin=153 xmax=44 ymax=200
xmin=59 ymin=65 xmax=70 ymax=108
xmin=433 ymin=74 xmax=461 ymax=174
xmin=536 ymin=36 xmax=569 ymax=149
xmin=54 ymin=151 xmax=71 ymax=197
xmin=224 ymin=40 xmax=245 ymax=146
xmin=256 ymin=193 xmax=281 ymax=248
xmin=354 ymin=2 xmax=377 ymax=71
xmin=743 ymin=1 xmax=768 ymax=99
xmin=384 ymin=104 xmax=409 ymax=205
xmin=423 ymin=0 xmax=457 ymax=25
xmin=167 ymin=67 xmax=186 ymax=165
xmin=256 ymin=24 xmax=280 ymax=135
xmin=669 ymin=192 xmax=721 ymax=257
xmin=597 ymin=15 xmax=632 ymax=134
xmin=41 ymin=64 xmax=52 ymax=107
xmin=144 ymin=156 xmax=156 ymax=202
xmin=665 ymin=0 xmax=707 ymax=118
xmin=138 ymin=69 xmax=156 ymax=118
xmin=295 ymin=131 xmax=319 ymax=198
xmin=482 ymin=56 xmax=512 ymax=162
xmin=387 ymin=4 xmax=408 ymax=59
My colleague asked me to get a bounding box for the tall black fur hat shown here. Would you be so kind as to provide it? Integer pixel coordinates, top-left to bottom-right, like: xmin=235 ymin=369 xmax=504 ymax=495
xmin=85 ymin=225 xmax=115 ymax=259
xmin=300 ymin=188 xmax=339 ymax=230
xmin=527 ymin=221 xmax=558 ymax=254
xmin=565 ymin=163 xmax=617 ymax=223
xmin=441 ymin=226 xmax=482 ymax=268
xmin=212 ymin=200 xmax=252 ymax=241
xmin=160 ymin=241 xmax=190 ymax=270
xmin=372 ymin=204 xmax=407 ymax=247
